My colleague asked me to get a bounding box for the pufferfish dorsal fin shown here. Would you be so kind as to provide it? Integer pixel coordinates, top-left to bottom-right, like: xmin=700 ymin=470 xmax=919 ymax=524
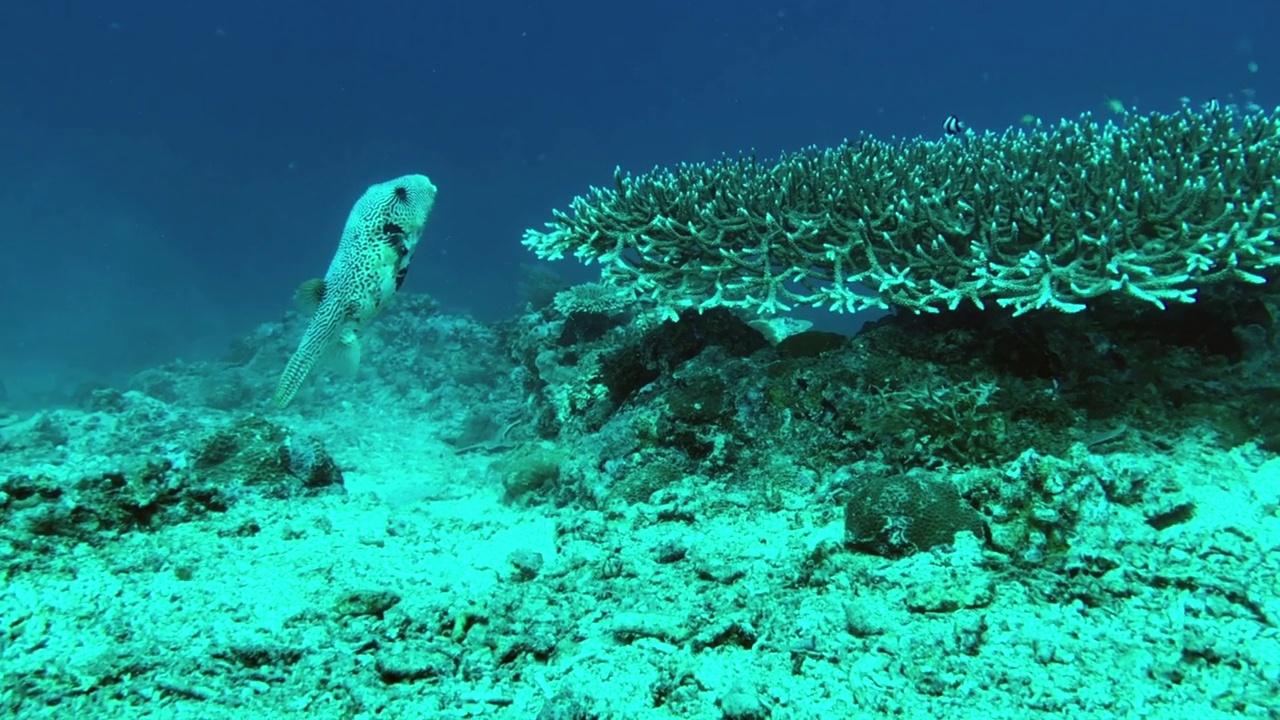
xmin=293 ymin=278 xmax=327 ymax=315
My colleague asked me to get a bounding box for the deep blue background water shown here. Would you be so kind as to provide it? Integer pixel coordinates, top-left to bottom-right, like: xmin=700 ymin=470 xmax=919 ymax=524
xmin=0 ymin=0 xmax=1275 ymax=401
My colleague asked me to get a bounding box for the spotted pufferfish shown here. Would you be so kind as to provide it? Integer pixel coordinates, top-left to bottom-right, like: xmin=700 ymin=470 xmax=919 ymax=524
xmin=273 ymin=174 xmax=437 ymax=408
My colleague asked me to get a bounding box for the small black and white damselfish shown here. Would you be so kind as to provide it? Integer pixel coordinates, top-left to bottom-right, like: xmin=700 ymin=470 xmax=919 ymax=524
xmin=943 ymin=115 xmax=967 ymax=136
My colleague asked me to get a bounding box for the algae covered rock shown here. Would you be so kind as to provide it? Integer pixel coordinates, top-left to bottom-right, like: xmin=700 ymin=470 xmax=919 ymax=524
xmin=0 ymin=415 xmax=343 ymax=549
xmin=496 ymin=441 xmax=564 ymax=502
xmin=843 ymin=469 xmax=987 ymax=558
xmin=194 ymin=415 xmax=344 ymax=497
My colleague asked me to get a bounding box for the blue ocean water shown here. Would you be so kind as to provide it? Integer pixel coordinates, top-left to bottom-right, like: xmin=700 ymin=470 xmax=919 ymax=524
xmin=0 ymin=0 xmax=1273 ymax=400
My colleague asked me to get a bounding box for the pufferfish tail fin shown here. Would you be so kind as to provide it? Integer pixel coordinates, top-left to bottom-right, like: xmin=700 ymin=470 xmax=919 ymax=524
xmin=272 ymin=323 xmax=360 ymax=409
xmin=273 ymin=291 xmax=342 ymax=407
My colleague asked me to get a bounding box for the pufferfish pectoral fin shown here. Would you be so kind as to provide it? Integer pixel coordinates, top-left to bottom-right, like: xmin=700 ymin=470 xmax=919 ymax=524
xmin=293 ymin=278 xmax=327 ymax=316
